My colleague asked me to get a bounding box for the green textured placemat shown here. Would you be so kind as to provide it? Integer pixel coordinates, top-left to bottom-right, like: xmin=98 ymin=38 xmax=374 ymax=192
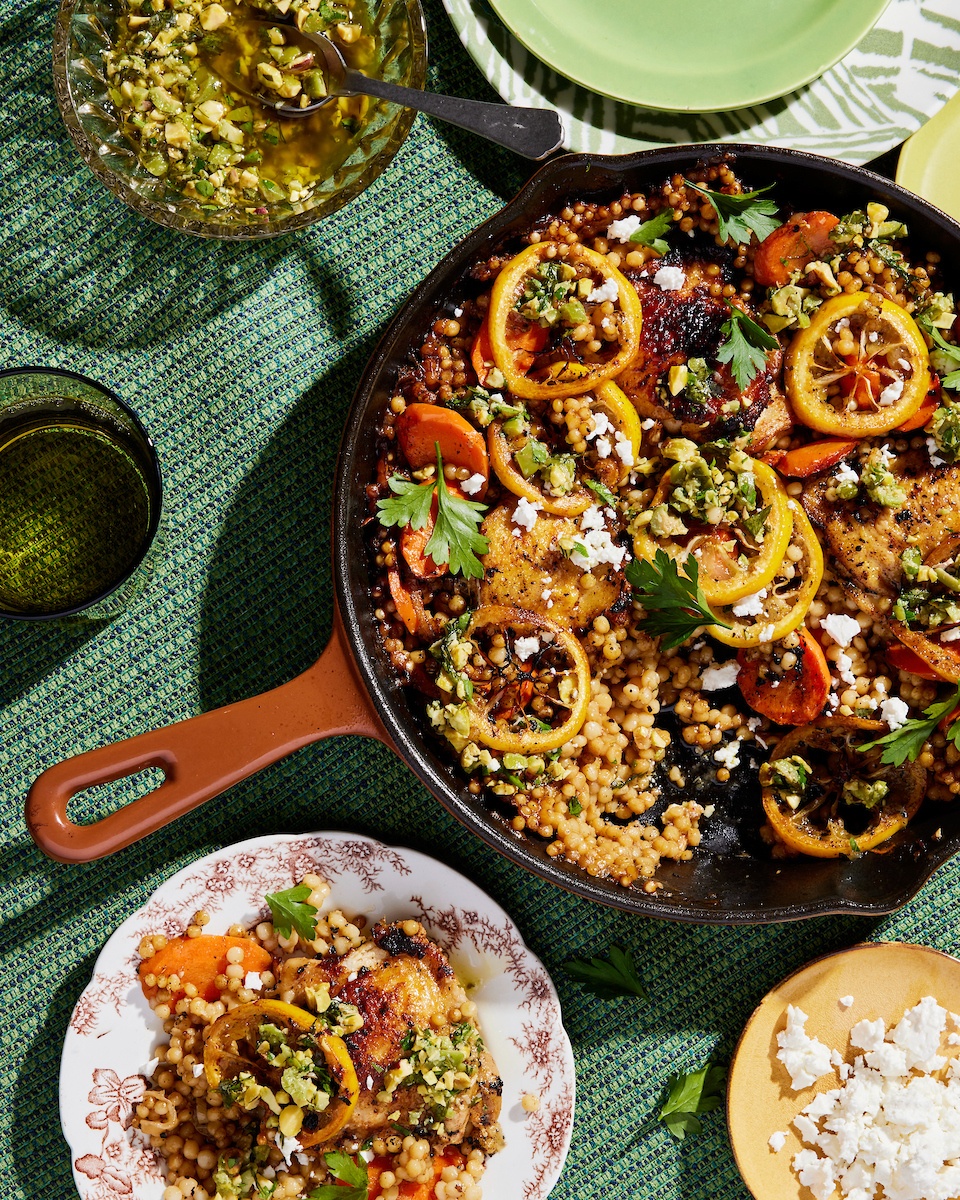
xmin=2 ymin=5 xmax=960 ymax=1200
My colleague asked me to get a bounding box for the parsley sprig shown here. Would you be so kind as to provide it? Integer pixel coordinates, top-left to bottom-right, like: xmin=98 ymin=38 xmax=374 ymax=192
xmin=628 ymin=208 xmax=674 ymax=256
xmin=265 ymin=885 xmax=319 ymax=942
xmin=659 ymin=1060 xmax=727 ymax=1140
xmin=859 ymin=683 xmax=960 ymax=766
xmin=564 ymin=945 xmax=647 ymax=1000
xmin=308 ymin=1152 xmax=368 ymax=1200
xmin=626 ymin=549 xmax=730 ymax=650
xmin=718 ymin=302 xmax=779 ymax=391
xmin=683 ymin=180 xmax=781 ymax=246
xmin=376 ymin=446 xmax=489 ymax=579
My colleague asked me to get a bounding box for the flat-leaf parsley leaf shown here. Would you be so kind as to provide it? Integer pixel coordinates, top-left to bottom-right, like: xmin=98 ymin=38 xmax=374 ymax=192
xmin=717 ymin=302 xmax=779 ymax=391
xmin=565 ymin=945 xmax=647 ymax=1000
xmin=377 ymin=446 xmax=488 ymax=580
xmin=308 ymin=1151 xmax=368 ymax=1200
xmin=265 ymin=885 xmax=319 ymax=942
xmin=625 ymin=549 xmax=730 ymax=650
xmin=659 ymin=1060 xmax=727 ymax=1140
xmin=683 ymin=180 xmax=781 ymax=246
xmin=859 ymin=683 xmax=960 ymax=767
xmin=628 ymin=208 xmax=674 ymax=256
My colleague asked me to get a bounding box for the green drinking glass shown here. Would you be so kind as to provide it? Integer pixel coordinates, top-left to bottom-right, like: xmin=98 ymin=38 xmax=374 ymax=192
xmin=0 ymin=367 xmax=163 ymax=620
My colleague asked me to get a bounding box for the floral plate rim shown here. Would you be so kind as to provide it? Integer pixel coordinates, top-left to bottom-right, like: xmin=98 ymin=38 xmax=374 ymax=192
xmin=59 ymin=830 xmax=576 ymax=1200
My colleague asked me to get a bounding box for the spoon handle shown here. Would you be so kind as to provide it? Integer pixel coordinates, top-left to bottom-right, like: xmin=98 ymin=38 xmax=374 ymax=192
xmin=343 ymin=71 xmax=564 ymax=160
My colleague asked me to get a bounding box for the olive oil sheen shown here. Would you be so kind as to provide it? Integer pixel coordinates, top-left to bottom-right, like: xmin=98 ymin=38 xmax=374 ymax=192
xmin=0 ymin=409 xmax=153 ymax=616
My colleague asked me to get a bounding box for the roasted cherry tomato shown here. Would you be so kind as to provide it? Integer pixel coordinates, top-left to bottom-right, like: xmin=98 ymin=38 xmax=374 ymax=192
xmin=633 ymin=458 xmax=793 ymax=606
xmin=752 ymin=211 xmax=840 ymax=287
xmin=736 ymin=628 xmax=830 ymax=724
xmin=761 ymin=717 xmax=926 ymax=858
xmin=784 ymin=292 xmax=930 ymax=436
xmin=708 ymin=504 xmax=824 ymax=649
xmin=488 ymin=243 xmax=642 ymax=400
xmin=462 ymin=605 xmax=591 ymax=753
xmin=396 ymin=403 xmax=489 ymax=494
xmin=204 ymin=999 xmax=359 ymax=1145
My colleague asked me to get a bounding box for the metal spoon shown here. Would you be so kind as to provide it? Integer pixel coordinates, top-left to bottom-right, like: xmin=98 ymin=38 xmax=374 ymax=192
xmin=227 ymin=19 xmax=564 ymax=160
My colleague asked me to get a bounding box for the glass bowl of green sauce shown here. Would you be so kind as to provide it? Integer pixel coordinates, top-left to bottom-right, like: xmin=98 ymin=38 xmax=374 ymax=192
xmin=53 ymin=0 xmax=427 ymax=239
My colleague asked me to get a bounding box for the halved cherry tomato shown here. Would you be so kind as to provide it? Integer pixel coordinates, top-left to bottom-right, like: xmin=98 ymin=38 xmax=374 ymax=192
xmin=400 ymin=495 xmax=448 ymax=580
xmin=885 ymin=642 xmax=945 ymax=681
xmin=772 ymin=438 xmax=859 ymax=479
xmin=633 ymin=458 xmax=793 ymax=606
xmin=138 ymin=935 xmax=272 ymax=1003
xmin=752 ymin=211 xmax=840 ymax=287
xmin=709 ymin=504 xmax=824 ymax=648
xmin=463 ymin=605 xmax=591 ymax=753
xmin=737 ymin=628 xmax=830 ymax=724
xmin=487 ymin=419 xmax=593 ymax=517
xmin=488 ymin=243 xmax=642 ymax=400
xmin=388 ymin=564 xmax=423 ymax=635
xmin=396 ymin=404 xmax=488 ymax=494
xmin=205 ymin=999 xmax=359 ymax=1145
xmin=761 ymin=717 xmax=926 ymax=858
xmin=784 ymin=292 xmax=930 ymax=436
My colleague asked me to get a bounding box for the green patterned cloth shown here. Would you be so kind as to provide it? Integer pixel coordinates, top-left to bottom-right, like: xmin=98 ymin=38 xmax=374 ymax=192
xmin=1 ymin=4 xmax=957 ymax=1200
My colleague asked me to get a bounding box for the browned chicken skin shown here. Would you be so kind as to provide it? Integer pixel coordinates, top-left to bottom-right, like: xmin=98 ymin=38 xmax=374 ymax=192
xmin=275 ymin=921 xmax=504 ymax=1152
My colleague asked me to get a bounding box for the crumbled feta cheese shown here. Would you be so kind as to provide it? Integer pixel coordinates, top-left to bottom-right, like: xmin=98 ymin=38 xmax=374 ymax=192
xmin=572 ymin=528 xmax=628 ymax=571
xmin=927 ymin=436 xmax=947 ymax=467
xmin=605 ymin=215 xmax=643 ymax=243
xmin=769 ymin=1130 xmax=788 ymax=1152
xmin=461 ymin=472 xmax=486 ymax=495
xmin=940 ymin=627 xmax=960 ymax=642
xmin=586 ymin=277 xmax=620 ymax=304
xmin=580 ymin=505 xmax=604 ymax=532
xmin=359 ymin=1147 xmax=375 ymax=1164
xmin=587 ymin=410 xmax=613 ymax=440
xmin=835 ymin=650 xmax=856 ymax=686
xmin=827 ymin=692 xmax=840 ymax=710
xmin=732 ymin=588 xmax=768 ymax=618
xmin=777 ymin=1005 xmax=834 ymax=1090
xmin=840 ymin=995 xmax=855 ymax=1009
xmin=793 ymin=1149 xmax=836 ymax=1200
xmin=653 ymin=265 xmax=686 ymax=291
xmin=641 ymin=417 xmax=656 ymax=430
xmin=277 ymin=1135 xmax=302 ymax=1168
xmin=834 ymin=460 xmax=860 ymax=487
xmin=514 ymin=636 xmax=540 ymax=661
xmin=758 ymin=624 xmax=776 ymax=644
xmin=821 ymin=613 xmax=862 ymax=648
xmin=614 ymin=430 xmax=635 ymax=466
xmin=714 ymin=738 xmax=742 ymax=769
xmin=700 ymin=661 xmax=741 ymax=691
xmin=140 ymin=1057 xmax=160 ymax=1078
xmin=878 ymin=377 xmax=905 ymax=407
xmin=879 ymin=697 xmax=910 ymax=730
xmin=595 ymin=436 xmax=612 ymax=459
xmin=243 ymin=971 xmax=262 ymax=991
xmin=541 ymin=588 xmax=553 ymax=601
xmin=513 ymin=496 xmax=541 ymax=532
xmin=193 ymin=1063 xmax=205 ymax=1077
xmin=851 ymin=1016 xmax=887 ymax=1051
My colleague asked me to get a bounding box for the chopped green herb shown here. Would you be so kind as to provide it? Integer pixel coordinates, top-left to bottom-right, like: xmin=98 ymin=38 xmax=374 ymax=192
xmin=585 ymin=478 xmax=618 ymax=508
xmin=307 ymin=1151 xmax=368 ymax=1200
xmin=568 ymin=797 xmax=583 ymax=816
xmin=626 ymin=549 xmax=730 ymax=650
xmin=628 ymin=209 xmax=674 ymax=256
xmin=683 ymin=180 xmax=781 ymax=246
xmin=565 ymin=945 xmax=646 ymax=1000
xmin=659 ymin=1060 xmax=727 ymax=1140
xmin=741 ymin=504 xmax=772 ymax=540
xmin=265 ymin=884 xmax=319 ymax=942
xmin=859 ymin=684 xmax=960 ymax=766
xmin=377 ymin=447 xmax=489 ymax=580
xmin=717 ymin=302 xmax=779 ymax=391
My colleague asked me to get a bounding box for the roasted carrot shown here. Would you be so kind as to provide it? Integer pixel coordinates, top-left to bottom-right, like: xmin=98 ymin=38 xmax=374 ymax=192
xmin=886 ymin=643 xmax=950 ymax=681
xmin=774 ymin=438 xmax=859 ymax=478
xmin=897 ymin=377 xmax=941 ymax=432
xmin=471 ymin=315 xmax=548 ymax=386
xmin=368 ymin=1149 xmax=465 ymax=1199
xmin=470 ymin=320 xmax=496 ymax=386
xmin=388 ymin=564 xmax=422 ymax=635
xmin=138 ymin=935 xmax=272 ymax=1003
xmin=737 ymin=628 xmax=831 ymax=726
xmin=752 ymin=211 xmax=839 ymax=287
xmin=395 ymin=403 xmax=489 ymax=488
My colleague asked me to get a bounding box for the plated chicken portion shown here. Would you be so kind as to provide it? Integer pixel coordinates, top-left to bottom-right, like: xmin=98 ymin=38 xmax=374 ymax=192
xmin=277 ymin=920 xmax=504 ymax=1150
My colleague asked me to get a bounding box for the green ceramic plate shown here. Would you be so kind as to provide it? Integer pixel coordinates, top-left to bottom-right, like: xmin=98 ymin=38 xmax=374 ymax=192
xmin=897 ymin=91 xmax=960 ymax=223
xmin=485 ymin=0 xmax=890 ymax=112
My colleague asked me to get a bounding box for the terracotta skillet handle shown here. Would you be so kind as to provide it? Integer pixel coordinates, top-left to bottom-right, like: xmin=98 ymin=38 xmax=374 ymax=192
xmin=24 ymin=609 xmax=389 ymax=864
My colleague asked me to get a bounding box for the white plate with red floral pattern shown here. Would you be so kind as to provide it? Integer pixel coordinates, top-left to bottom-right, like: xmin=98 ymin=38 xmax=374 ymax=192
xmin=60 ymin=831 xmax=575 ymax=1200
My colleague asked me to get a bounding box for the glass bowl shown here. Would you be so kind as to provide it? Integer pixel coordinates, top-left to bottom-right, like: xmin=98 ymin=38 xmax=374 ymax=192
xmin=52 ymin=0 xmax=427 ymax=239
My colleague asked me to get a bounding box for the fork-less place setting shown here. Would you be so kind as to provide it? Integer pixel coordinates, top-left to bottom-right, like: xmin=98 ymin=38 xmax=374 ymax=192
xmin=7 ymin=2 xmax=960 ymax=1200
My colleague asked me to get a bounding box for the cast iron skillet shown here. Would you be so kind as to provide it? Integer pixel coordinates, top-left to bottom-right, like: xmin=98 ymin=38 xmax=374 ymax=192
xmin=25 ymin=144 xmax=960 ymax=923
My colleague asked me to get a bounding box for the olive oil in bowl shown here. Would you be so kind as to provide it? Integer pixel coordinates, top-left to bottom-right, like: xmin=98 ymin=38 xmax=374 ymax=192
xmin=0 ymin=371 xmax=162 ymax=620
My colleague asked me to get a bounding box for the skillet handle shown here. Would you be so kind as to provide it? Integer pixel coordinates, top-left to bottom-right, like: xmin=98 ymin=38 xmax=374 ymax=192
xmin=25 ymin=613 xmax=388 ymax=863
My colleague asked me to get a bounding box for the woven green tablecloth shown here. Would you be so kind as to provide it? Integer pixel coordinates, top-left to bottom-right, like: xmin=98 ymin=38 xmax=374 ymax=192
xmin=3 ymin=4 xmax=960 ymax=1198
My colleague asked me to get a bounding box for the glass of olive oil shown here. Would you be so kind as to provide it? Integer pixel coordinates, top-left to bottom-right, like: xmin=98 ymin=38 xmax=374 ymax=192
xmin=0 ymin=368 xmax=162 ymax=621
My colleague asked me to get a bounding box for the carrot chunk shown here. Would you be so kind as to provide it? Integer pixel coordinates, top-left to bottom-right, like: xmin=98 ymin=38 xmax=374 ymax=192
xmin=138 ymin=935 xmax=272 ymax=1003
xmin=737 ymin=628 xmax=831 ymax=726
xmin=395 ymin=403 xmax=489 ymax=488
xmin=753 ymin=211 xmax=839 ymax=287
xmin=774 ymin=438 xmax=859 ymax=478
